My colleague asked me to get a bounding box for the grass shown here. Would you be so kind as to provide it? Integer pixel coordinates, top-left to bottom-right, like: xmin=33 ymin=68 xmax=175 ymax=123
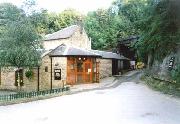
xmin=141 ymin=75 xmax=180 ymax=97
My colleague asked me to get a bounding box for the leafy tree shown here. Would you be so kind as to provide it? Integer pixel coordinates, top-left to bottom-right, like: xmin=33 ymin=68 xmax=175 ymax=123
xmin=21 ymin=0 xmax=36 ymax=15
xmin=112 ymin=0 xmax=152 ymax=38
xmin=84 ymin=8 xmax=133 ymax=50
xmin=0 ymin=19 xmax=41 ymax=68
xmin=119 ymin=0 xmax=148 ymax=34
xmin=84 ymin=0 xmax=149 ymax=50
xmin=135 ymin=0 xmax=180 ymax=67
xmin=0 ymin=3 xmax=25 ymax=34
xmin=28 ymin=8 xmax=83 ymax=34
xmin=58 ymin=9 xmax=83 ymax=29
xmin=0 ymin=2 xmax=41 ymax=88
xmin=0 ymin=3 xmax=41 ymax=69
xmin=28 ymin=9 xmax=50 ymax=34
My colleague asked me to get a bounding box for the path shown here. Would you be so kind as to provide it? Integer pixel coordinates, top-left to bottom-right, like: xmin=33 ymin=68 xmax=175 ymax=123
xmin=0 ymin=71 xmax=180 ymax=124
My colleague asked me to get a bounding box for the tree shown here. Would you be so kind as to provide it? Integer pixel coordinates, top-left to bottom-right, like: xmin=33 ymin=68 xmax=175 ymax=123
xmin=0 ymin=2 xmax=41 ymax=88
xmin=0 ymin=3 xmax=41 ymax=69
xmin=84 ymin=0 xmax=150 ymax=50
xmin=58 ymin=9 xmax=83 ymax=29
xmin=28 ymin=9 xmax=50 ymax=34
xmin=28 ymin=8 xmax=83 ymax=34
xmin=84 ymin=9 xmax=117 ymax=50
xmin=84 ymin=8 xmax=133 ymax=50
xmin=0 ymin=19 xmax=41 ymax=68
xmin=0 ymin=3 xmax=25 ymax=34
xmin=135 ymin=0 xmax=180 ymax=68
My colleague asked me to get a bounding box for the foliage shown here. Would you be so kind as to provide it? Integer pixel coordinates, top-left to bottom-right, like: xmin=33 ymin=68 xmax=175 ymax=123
xmin=143 ymin=76 xmax=180 ymax=97
xmin=28 ymin=9 xmax=50 ymax=34
xmin=25 ymin=69 xmax=34 ymax=79
xmin=171 ymin=65 xmax=180 ymax=84
xmin=112 ymin=0 xmax=149 ymax=34
xmin=135 ymin=0 xmax=180 ymax=63
xmin=0 ymin=3 xmax=25 ymax=34
xmin=29 ymin=9 xmax=83 ymax=34
xmin=84 ymin=0 xmax=148 ymax=50
xmin=0 ymin=3 xmax=41 ymax=68
xmin=84 ymin=9 xmax=132 ymax=50
xmin=59 ymin=9 xmax=83 ymax=28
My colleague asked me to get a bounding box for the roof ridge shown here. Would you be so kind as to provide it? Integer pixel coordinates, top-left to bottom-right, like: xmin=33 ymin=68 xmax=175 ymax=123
xmin=44 ymin=25 xmax=79 ymax=41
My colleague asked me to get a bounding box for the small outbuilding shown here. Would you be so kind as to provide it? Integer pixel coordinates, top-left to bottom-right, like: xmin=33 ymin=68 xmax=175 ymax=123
xmin=0 ymin=25 xmax=129 ymax=91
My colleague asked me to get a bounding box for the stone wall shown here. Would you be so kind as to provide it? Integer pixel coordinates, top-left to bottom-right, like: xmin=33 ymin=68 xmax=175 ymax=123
xmin=51 ymin=57 xmax=67 ymax=88
xmin=0 ymin=56 xmax=68 ymax=91
xmin=0 ymin=67 xmax=16 ymax=90
xmin=0 ymin=67 xmax=38 ymax=92
xmin=42 ymin=27 xmax=91 ymax=50
xmin=0 ymin=56 xmax=114 ymax=91
xmin=97 ymin=59 xmax=112 ymax=79
xmin=39 ymin=56 xmax=67 ymax=90
xmin=39 ymin=55 xmax=51 ymax=90
xmin=23 ymin=68 xmax=38 ymax=92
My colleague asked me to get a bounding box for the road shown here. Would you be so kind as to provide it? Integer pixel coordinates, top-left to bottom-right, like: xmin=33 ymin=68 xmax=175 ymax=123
xmin=0 ymin=73 xmax=180 ymax=124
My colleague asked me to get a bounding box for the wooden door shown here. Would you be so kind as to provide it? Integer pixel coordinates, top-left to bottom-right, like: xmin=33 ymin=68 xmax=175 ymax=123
xmin=76 ymin=60 xmax=84 ymax=83
xmin=67 ymin=58 xmax=76 ymax=85
xmin=84 ymin=59 xmax=92 ymax=83
xmin=67 ymin=57 xmax=94 ymax=85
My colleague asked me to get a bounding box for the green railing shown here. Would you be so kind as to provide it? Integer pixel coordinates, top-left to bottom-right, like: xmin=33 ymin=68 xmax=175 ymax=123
xmin=0 ymin=87 xmax=70 ymax=101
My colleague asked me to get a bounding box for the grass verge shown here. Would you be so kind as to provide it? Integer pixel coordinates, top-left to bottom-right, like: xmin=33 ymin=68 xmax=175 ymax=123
xmin=141 ymin=75 xmax=180 ymax=97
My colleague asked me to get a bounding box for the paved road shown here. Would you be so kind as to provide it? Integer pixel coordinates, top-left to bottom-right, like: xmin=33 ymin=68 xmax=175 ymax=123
xmin=0 ymin=73 xmax=180 ymax=124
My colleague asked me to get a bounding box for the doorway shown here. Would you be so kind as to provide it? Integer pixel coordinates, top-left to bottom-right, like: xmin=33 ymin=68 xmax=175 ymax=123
xmin=67 ymin=57 xmax=96 ymax=85
xmin=15 ymin=69 xmax=23 ymax=86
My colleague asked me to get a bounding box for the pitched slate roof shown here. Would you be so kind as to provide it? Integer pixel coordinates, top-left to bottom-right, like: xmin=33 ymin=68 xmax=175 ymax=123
xmin=48 ymin=44 xmax=101 ymax=57
xmin=47 ymin=44 xmax=129 ymax=60
xmin=44 ymin=25 xmax=79 ymax=41
xmin=90 ymin=50 xmax=130 ymax=60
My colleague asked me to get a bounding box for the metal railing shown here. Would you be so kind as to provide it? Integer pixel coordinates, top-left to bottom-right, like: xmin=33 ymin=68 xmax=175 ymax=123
xmin=0 ymin=87 xmax=70 ymax=101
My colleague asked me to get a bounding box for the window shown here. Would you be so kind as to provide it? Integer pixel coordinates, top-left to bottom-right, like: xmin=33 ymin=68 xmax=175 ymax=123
xmin=45 ymin=66 xmax=48 ymax=72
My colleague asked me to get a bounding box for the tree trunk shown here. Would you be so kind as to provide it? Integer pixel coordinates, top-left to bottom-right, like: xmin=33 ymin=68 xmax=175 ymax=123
xmin=147 ymin=52 xmax=154 ymax=69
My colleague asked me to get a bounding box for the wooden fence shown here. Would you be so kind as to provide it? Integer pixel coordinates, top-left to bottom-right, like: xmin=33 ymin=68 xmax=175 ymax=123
xmin=0 ymin=87 xmax=70 ymax=101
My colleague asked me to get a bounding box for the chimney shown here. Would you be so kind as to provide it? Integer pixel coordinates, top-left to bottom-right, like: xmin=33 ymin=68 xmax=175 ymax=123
xmin=76 ymin=17 xmax=83 ymax=34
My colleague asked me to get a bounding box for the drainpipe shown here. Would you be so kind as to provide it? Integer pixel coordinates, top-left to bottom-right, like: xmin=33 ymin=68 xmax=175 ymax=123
xmin=50 ymin=57 xmax=53 ymax=90
xmin=37 ymin=66 xmax=40 ymax=91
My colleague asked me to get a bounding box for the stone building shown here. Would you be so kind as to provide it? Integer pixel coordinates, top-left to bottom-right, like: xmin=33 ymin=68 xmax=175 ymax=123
xmin=0 ymin=25 xmax=128 ymax=91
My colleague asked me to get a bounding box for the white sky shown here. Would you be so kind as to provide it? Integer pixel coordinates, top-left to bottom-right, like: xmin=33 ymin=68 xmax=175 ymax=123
xmin=0 ymin=0 xmax=114 ymax=14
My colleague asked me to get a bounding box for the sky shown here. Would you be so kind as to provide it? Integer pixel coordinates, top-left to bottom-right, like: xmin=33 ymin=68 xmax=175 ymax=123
xmin=0 ymin=0 xmax=115 ymax=14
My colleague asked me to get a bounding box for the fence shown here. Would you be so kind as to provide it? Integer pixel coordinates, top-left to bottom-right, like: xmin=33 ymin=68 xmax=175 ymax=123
xmin=0 ymin=87 xmax=70 ymax=101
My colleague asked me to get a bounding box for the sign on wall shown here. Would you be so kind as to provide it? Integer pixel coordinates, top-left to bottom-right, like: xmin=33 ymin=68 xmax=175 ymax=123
xmin=54 ymin=69 xmax=61 ymax=80
xmin=168 ymin=57 xmax=175 ymax=70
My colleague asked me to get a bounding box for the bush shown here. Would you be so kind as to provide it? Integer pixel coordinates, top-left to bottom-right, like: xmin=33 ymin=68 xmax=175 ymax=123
xmin=143 ymin=75 xmax=180 ymax=97
xmin=171 ymin=65 xmax=180 ymax=84
xmin=25 ymin=69 xmax=34 ymax=79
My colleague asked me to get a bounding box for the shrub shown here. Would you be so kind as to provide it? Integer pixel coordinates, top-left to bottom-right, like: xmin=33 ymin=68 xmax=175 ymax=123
xmin=25 ymin=69 xmax=34 ymax=79
xmin=171 ymin=65 xmax=180 ymax=84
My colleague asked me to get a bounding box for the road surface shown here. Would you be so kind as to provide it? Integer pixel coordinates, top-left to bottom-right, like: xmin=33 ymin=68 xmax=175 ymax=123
xmin=0 ymin=73 xmax=180 ymax=124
